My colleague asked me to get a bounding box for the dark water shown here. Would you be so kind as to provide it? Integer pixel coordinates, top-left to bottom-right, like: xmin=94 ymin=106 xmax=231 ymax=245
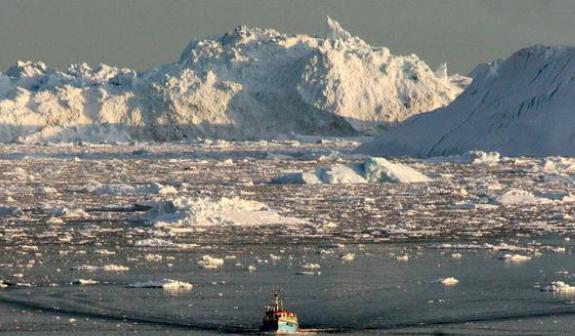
xmin=1 ymin=238 xmax=574 ymax=335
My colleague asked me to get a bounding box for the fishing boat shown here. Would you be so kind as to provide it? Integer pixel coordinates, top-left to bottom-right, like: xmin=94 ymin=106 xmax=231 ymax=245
xmin=260 ymin=289 xmax=299 ymax=334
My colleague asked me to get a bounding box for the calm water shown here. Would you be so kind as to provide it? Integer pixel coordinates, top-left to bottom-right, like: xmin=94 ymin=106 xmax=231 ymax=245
xmin=1 ymin=237 xmax=574 ymax=335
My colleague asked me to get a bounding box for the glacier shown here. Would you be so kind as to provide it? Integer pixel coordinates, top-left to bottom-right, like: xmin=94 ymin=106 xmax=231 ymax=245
xmin=357 ymin=45 xmax=575 ymax=157
xmin=0 ymin=18 xmax=466 ymax=144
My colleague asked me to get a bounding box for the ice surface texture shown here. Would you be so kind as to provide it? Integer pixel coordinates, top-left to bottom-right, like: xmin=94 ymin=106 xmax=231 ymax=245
xmin=0 ymin=18 xmax=465 ymax=144
xmin=358 ymin=45 xmax=575 ymax=157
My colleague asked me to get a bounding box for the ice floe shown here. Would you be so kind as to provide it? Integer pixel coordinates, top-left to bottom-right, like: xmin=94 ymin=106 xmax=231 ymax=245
xmin=85 ymin=182 xmax=177 ymax=195
xmin=127 ymin=279 xmax=193 ymax=291
xmin=133 ymin=197 xmax=307 ymax=228
xmin=197 ymin=255 xmax=224 ymax=269
xmin=272 ymin=157 xmax=431 ymax=185
xmin=498 ymin=254 xmax=532 ymax=263
xmin=424 ymin=151 xmax=502 ymax=164
xmin=440 ymin=277 xmax=460 ymax=286
xmin=0 ymin=205 xmax=24 ymax=217
xmin=541 ymin=281 xmax=575 ymax=293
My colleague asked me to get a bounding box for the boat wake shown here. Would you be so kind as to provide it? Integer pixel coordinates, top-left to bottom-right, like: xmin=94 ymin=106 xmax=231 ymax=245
xmin=2 ymin=292 xmax=575 ymax=334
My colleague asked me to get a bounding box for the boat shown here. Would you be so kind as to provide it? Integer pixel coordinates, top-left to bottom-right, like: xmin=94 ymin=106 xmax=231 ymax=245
xmin=260 ymin=289 xmax=299 ymax=334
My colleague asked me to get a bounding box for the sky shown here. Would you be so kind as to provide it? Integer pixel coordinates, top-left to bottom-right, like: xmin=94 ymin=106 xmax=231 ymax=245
xmin=0 ymin=0 xmax=573 ymax=74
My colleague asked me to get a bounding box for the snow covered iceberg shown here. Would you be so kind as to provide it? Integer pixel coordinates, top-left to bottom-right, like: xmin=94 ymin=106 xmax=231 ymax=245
xmin=131 ymin=196 xmax=306 ymax=227
xmin=271 ymin=157 xmax=431 ymax=184
xmin=0 ymin=18 xmax=466 ymax=143
xmin=357 ymin=45 xmax=575 ymax=157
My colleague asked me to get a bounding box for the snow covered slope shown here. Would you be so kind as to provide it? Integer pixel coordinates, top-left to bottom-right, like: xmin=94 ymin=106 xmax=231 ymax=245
xmin=357 ymin=45 xmax=575 ymax=157
xmin=0 ymin=18 xmax=466 ymax=143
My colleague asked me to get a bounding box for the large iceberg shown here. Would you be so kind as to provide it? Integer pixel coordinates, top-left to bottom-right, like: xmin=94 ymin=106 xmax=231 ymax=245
xmin=357 ymin=45 xmax=575 ymax=157
xmin=0 ymin=18 xmax=466 ymax=143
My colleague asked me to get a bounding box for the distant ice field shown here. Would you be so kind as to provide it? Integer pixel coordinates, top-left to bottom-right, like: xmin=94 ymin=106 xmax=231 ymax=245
xmin=0 ymin=139 xmax=575 ymax=335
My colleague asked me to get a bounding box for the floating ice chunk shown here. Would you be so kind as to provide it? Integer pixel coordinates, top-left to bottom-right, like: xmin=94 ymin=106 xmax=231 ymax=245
xmin=86 ymin=183 xmax=136 ymax=195
xmin=340 ymin=253 xmax=355 ymax=262
xmin=494 ymin=189 xmax=553 ymax=205
xmin=440 ymin=277 xmax=459 ymax=286
xmin=95 ymin=249 xmax=115 ymax=256
xmin=102 ymin=264 xmax=129 ymax=272
xmin=541 ymin=281 xmax=575 ymax=293
xmin=396 ymin=255 xmax=409 ymax=262
xmin=539 ymin=191 xmax=575 ymax=203
xmin=270 ymin=172 xmax=322 ymax=185
xmin=135 ymin=238 xmax=176 ymax=247
xmin=0 ymin=280 xmax=17 ymax=288
xmin=85 ymin=182 xmax=177 ymax=195
xmin=360 ymin=157 xmax=431 ymax=183
xmin=272 ymin=157 xmax=430 ymax=185
xmin=302 ymin=263 xmax=321 ymax=270
xmin=498 ymin=254 xmax=531 ymax=263
xmin=198 ymin=255 xmax=224 ymax=269
xmin=41 ymin=186 xmax=58 ymax=194
xmin=74 ymin=264 xmax=129 ymax=272
xmin=71 ymin=279 xmax=99 ymax=285
xmin=451 ymin=201 xmax=498 ymax=210
xmin=296 ymin=271 xmax=321 ymax=276
xmin=451 ymin=253 xmax=462 ymax=259
xmin=265 ymin=152 xmax=295 ymax=160
xmin=0 ymin=205 xmax=24 ymax=217
xmin=127 ymin=279 xmax=193 ymax=291
xmin=134 ymin=197 xmax=307 ymax=227
xmin=144 ymin=254 xmax=163 ymax=262
xmin=425 ymin=151 xmax=501 ymax=164
xmin=317 ymin=164 xmax=367 ymax=184
xmin=47 ymin=217 xmax=64 ymax=225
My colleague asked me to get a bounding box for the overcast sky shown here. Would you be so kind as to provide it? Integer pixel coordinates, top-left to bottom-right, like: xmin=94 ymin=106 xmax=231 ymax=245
xmin=0 ymin=0 xmax=573 ymax=74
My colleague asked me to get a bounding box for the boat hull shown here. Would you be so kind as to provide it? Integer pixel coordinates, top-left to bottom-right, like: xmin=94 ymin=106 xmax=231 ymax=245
xmin=261 ymin=320 xmax=299 ymax=334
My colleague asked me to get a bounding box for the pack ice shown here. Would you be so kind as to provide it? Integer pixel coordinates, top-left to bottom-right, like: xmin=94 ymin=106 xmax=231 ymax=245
xmin=0 ymin=18 xmax=466 ymax=143
xmin=357 ymin=45 xmax=575 ymax=157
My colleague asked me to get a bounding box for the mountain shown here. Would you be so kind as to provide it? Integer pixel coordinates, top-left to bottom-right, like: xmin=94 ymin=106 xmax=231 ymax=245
xmin=0 ymin=18 xmax=466 ymax=143
xmin=357 ymin=45 xmax=575 ymax=157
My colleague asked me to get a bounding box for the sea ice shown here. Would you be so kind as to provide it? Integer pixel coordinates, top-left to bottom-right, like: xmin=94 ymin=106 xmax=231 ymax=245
xmin=272 ymin=157 xmax=430 ymax=185
xmin=197 ymin=255 xmax=224 ymax=269
xmin=133 ymin=196 xmax=307 ymax=227
xmin=440 ymin=277 xmax=460 ymax=286
xmin=127 ymin=279 xmax=193 ymax=291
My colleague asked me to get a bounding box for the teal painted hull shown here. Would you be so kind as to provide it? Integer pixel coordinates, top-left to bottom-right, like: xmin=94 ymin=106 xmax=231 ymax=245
xmin=277 ymin=320 xmax=298 ymax=333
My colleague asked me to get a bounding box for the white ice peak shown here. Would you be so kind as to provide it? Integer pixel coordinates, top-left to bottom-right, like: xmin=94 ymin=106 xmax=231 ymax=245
xmin=0 ymin=18 xmax=467 ymax=144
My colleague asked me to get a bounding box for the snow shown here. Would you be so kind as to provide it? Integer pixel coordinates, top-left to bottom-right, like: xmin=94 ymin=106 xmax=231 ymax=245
xmin=272 ymin=157 xmax=430 ymax=185
xmin=356 ymin=45 xmax=575 ymax=157
xmin=0 ymin=18 xmax=466 ymax=143
xmin=133 ymin=196 xmax=307 ymax=227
